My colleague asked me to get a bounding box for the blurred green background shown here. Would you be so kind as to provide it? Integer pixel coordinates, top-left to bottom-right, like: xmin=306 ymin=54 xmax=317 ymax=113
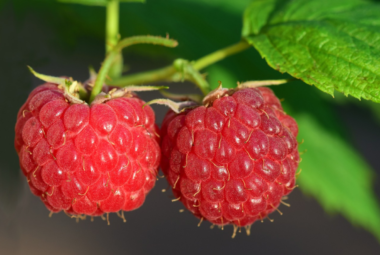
xmin=1 ymin=0 xmax=380 ymax=254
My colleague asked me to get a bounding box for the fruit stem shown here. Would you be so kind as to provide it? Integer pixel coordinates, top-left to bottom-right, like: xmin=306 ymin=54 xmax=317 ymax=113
xmin=192 ymin=40 xmax=250 ymax=70
xmin=107 ymin=65 xmax=177 ymax=85
xmin=106 ymin=0 xmax=122 ymax=79
xmin=89 ymin=36 xmax=178 ymax=103
xmin=108 ymin=40 xmax=250 ymax=87
xmin=173 ymin=59 xmax=210 ymax=95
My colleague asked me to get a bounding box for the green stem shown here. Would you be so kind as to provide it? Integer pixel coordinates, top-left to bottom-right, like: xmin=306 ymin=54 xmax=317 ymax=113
xmin=187 ymin=70 xmax=210 ymax=96
xmin=90 ymin=36 xmax=178 ymax=103
xmin=106 ymin=0 xmax=122 ymax=79
xmin=108 ymin=65 xmax=176 ymax=86
xmin=176 ymin=60 xmax=210 ymax=95
xmin=109 ymin=40 xmax=250 ymax=87
xmin=192 ymin=40 xmax=250 ymax=70
xmin=115 ymin=36 xmax=178 ymax=51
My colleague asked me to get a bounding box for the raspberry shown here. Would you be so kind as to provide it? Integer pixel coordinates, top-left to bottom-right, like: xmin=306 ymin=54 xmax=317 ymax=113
xmin=15 ymin=82 xmax=161 ymax=219
xmin=160 ymin=87 xmax=299 ymax=233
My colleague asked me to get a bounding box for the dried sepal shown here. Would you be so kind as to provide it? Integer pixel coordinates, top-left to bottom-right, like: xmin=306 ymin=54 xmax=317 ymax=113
xmin=28 ymin=66 xmax=86 ymax=104
xmin=91 ymin=86 xmax=168 ymax=105
xmin=237 ymin=79 xmax=289 ymax=89
xmin=160 ymin=90 xmax=203 ymax=104
xmin=202 ymin=81 xmax=229 ymax=105
xmin=28 ymin=66 xmax=70 ymax=85
xmin=145 ymin=99 xmax=198 ymax=113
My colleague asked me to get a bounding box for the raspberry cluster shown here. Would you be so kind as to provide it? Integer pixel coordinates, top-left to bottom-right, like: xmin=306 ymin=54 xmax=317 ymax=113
xmin=15 ymin=83 xmax=160 ymax=217
xmin=160 ymin=87 xmax=299 ymax=227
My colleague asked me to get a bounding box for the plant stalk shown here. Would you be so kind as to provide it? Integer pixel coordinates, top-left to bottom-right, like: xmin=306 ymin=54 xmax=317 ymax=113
xmin=192 ymin=40 xmax=250 ymax=70
xmin=90 ymin=36 xmax=178 ymax=103
xmin=109 ymin=40 xmax=250 ymax=87
xmin=108 ymin=65 xmax=177 ymax=86
xmin=106 ymin=0 xmax=122 ymax=79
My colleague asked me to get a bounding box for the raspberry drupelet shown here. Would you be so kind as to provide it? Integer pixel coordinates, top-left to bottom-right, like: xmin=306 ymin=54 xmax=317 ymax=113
xmin=15 ymin=82 xmax=161 ymax=219
xmin=160 ymin=86 xmax=299 ymax=233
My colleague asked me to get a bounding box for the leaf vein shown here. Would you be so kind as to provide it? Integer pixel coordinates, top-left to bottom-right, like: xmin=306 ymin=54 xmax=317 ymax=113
xmin=264 ymin=31 xmax=380 ymax=101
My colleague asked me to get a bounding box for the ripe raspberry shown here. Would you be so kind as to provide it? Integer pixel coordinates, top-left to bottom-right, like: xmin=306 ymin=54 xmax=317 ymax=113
xmin=160 ymin=87 xmax=299 ymax=232
xmin=15 ymin=82 xmax=161 ymax=218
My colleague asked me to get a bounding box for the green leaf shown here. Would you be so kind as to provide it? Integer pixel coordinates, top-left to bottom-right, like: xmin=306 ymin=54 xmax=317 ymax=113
xmin=243 ymin=0 xmax=380 ymax=102
xmin=58 ymin=0 xmax=144 ymax=6
xmin=296 ymin=113 xmax=380 ymax=241
xmin=242 ymin=0 xmax=277 ymax=35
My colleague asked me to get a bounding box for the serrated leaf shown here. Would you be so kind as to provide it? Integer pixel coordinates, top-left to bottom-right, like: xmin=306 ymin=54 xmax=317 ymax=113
xmin=241 ymin=0 xmax=277 ymax=35
xmin=58 ymin=0 xmax=144 ymax=6
xmin=296 ymin=113 xmax=380 ymax=241
xmin=243 ymin=0 xmax=380 ymax=102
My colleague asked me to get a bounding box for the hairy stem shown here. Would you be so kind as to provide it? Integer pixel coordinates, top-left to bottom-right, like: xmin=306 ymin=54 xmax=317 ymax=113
xmin=108 ymin=65 xmax=176 ymax=86
xmin=173 ymin=59 xmax=210 ymax=95
xmin=106 ymin=0 xmax=122 ymax=79
xmin=90 ymin=36 xmax=178 ymax=102
xmin=109 ymin=40 xmax=250 ymax=88
xmin=192 ymin=40 xmax=250 ymax=70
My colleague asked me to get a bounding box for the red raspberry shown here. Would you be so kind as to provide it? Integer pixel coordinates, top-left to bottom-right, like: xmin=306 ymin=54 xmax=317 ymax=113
xmin=160 ymin=87 xmax=299 ymax=231
xmin=15 ymin=82 xmax=161 ymax=218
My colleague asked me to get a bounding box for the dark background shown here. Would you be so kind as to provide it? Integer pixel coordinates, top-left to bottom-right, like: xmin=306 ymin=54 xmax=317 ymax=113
xmin=1 ymin=1 xmax=380 ymax=254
